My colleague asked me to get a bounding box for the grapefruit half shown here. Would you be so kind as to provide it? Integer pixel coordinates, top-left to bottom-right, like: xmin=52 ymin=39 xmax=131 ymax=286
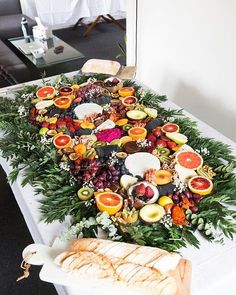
xmin=36 ymin=86 xmax=55 ymax=100
xmin=188 ymin=176 xmax=213 ymax=195
xmin=176 ymin=151 xmax=203 ymax=170
xmin=53 ymin=134 xmax=72 ymax=149
xmin=161 ymin=123 xmax=179 ymax=133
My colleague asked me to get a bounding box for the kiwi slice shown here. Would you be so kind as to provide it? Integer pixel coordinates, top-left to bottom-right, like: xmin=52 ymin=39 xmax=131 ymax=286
xmin=83 ymin=149 xmax=96 ymax=159
xmin=92 ymin=141 xmax=106 ymax=148
xmin=77 ymin=187 xmax=94 ymax=201
xmin=158 ymin=148 xmax=170 ymax=156
xmin=122 ymin=124 xmax=133 ymax=131
xmin=159 ymin=155 xmax=171 ymax=164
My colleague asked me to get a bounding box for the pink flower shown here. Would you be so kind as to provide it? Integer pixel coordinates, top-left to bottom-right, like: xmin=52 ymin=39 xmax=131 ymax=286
xmin=96 ymin=128 xmax=124 ymax=143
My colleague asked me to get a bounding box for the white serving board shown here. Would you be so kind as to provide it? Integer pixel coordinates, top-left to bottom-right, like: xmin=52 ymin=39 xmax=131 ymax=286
xmin=22 ymin=238 xmax=174 ymax=295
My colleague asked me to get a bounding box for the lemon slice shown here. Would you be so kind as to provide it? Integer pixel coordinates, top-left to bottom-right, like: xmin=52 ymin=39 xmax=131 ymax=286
xmin=166 ymin=132 xmax=188 ymax=144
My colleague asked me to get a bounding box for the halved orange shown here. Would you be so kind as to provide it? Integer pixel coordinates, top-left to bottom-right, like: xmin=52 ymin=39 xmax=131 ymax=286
xmin=54 ymin=96 xmax=72 ymax=109
xmin=36 ymin=86 xmax=55 ymax=100
xmin=95 ymin=192 xmax=123 ymax=215
xmin=118 ymin=87 xmax=135 ymax=97
xmin=128 ymin=127 xmax=147 ymax=140
xmin=188 ymin=176 xmax=213 ymax=196
xmin=53 ymin=134 xmax=72 ymax=149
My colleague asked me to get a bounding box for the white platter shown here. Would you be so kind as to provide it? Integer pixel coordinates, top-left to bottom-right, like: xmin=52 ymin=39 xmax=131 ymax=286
xmin=74 ymin=103 xmax=103 ymax=120
xmin=125 ymin=152 xmax=160 ymax=176
xmin=21 ymin=238 xmax=174 ymax=295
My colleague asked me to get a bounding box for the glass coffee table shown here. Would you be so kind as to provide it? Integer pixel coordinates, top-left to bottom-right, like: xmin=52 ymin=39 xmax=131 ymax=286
xmin=8 ymin=35 xmax=84 ymax=69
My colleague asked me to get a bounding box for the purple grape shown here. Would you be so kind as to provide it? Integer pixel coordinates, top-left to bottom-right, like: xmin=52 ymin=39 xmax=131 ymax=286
xmin=191 ymin=206 xmax=199 ymax=213
xmin=193 ymin=194 xmax=202 ymax=204
xmin=184 ymin=191 xmax=193 ymax=199
xmin=168 ymin=193 xmax=173 ymax=198
xmin=112 ymin=171 xmax=120 ymax=176
xmin=175 ymin=191 xmax=180 ymax=196
xmin=172 ymin=194 xmax=180 ymax=204
xmin=179 ymin=193 xmax=185 ymax=200
xmin=96 ymin=181 xmax=104 ymax=189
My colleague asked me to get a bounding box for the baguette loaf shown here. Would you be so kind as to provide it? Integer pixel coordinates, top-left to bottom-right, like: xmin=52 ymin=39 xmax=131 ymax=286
xmin=55 ymin=238 xmax=180 ymax=295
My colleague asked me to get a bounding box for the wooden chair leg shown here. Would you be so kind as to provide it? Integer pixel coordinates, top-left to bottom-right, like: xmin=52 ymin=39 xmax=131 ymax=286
xmin=73 ymin=17 xmax=86 ymax=30
xmin=83 ymin=15 xmax=102 ymax=37
xmin=107 ymin=14 xmax=125 ymax=31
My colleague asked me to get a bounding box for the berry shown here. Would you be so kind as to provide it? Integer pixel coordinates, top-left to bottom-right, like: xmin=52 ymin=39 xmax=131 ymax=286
xmin=135 ymin=183 xmax=146 ymax=196
xmin=156 ymin=139 xmax=167 ymax=148
xmin=145 ymin=186 xmax=154 ymax=198
xmin=49 ymin=123 xmax=56 ymax=130
xmin=167 ymin=141 xmax=177 ymax=149
xmin=153 ymin=129 xmax=161 ymax=137
xmin=42 ymin=122 xmax=50 ymax=128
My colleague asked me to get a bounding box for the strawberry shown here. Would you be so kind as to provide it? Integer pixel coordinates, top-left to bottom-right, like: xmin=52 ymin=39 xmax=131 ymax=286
xmin=145 ymin=186 xmax=154 ymax=198
xmin=65 ymin=116 xmax=73 ymax=123
xmin=74 ymin=97 xmax=82 ymax=103
xmin=167 ymin=141 xmax=177 ymax=149
xmin=48 ymin=123 xmax=57 ymax=130
xmin=69 ymin=126 xmax=75 ymax=133
xmin=153 ymin=129 xmax=161 ymax=138
xmin=160 ymin=135 xmax=169 ymax=141
xmin=42 ymin=122 xmax=50 ymax=128
xmin=156 ymin=139 xmax=167 ymax=148
xmin=134 ymin=183 xmax=146 ymax=196
xmin=57 ymin=120 xmax=67 ymax=129
xmin=147 ymin=135 xmax=156 ymax=143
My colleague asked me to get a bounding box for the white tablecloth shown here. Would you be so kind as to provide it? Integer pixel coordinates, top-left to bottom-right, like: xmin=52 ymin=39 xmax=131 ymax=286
xmin=0 ymin=72 xmax=236 ymax=295
xmin=20 ymin=0 xmax=126 ymax=29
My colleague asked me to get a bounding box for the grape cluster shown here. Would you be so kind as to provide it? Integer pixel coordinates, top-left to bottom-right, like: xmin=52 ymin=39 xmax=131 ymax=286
xmin=93 ymin=165 xmax=121 ymax=190
xmin=73 ymin=159 xmax=100 ymax=186
xmin=76 ymin=84 xmax=105 ymax=102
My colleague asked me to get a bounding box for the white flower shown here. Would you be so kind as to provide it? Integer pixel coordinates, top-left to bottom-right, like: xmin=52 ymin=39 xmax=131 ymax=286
xmin=59 ymin=161 xmax=70 ymax=171
xmin=17 ymin=105 xmax=27 ymax=117
xmin=87 ymin=77 xmax=97 ymax=84
xmin=40 ymin=135 xmax=52 ymax=145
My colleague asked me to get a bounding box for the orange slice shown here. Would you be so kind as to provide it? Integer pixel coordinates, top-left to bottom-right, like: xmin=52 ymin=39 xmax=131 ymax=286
xmin=115 ymin=118 xmax=128 ymax=126
xmin=128 ymin=127 xmax=147 ymax=140
xmin=188 ymin=176 xmax=213 ymax=195
xmin=36 ymin=86 xmax=55 ymax=100
xmin=54 ymin=96 xmax=72 ymax=109
xmin=74 ymin=143 xmax=87 ymax=155
xmin=118 ymin=87 xmax=135 ymax=97
xmin=80 ymin=122 xmax=95 ymax=129
xmin=95 ymin=192 xmax=123 ymax=215
xmin=176 ymin=151 xmax=203 ymax=170
xmin=53 ymin=134 xmax=72 ymax=149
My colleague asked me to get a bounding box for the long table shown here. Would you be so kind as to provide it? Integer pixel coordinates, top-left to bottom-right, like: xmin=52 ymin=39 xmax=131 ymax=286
xmin=0 ymin=72 xmax=236 ymax=295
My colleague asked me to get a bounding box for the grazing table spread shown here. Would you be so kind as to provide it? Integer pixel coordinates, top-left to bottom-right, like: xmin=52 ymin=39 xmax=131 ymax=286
xmin=0 ymin=71 xmax=236 ymax=295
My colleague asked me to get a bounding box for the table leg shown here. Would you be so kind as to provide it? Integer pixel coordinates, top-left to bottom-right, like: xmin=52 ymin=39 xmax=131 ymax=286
xmin=83 ymin=15 xmax=102 ymax=37
xmin=107 ymin=14 xmax=125 ymax=31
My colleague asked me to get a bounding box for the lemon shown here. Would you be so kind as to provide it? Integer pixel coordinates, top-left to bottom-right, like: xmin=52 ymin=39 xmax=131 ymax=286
xmin=39 ymin=127 xmax=49 ymax=136
xmin=158 ymin=196 xmax=173 ymax=207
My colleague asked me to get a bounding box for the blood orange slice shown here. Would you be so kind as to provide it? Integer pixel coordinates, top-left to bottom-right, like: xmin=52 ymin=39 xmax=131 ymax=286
xmin=36 ymin=86 xmax=55 ymax=100
xmin=53 ymin=134 xmax=72 ymax=149
xmin=95 ymin=192 xmax=123 ymax=215
xmin=188 ymin=176 xmax=213 ymax=195
xmin=54 ymin=96 xmax=72 ymax=109
xmin=176 ymin=151 xmax=203 ymax=170
xmin=161 ymin=123 xmax=179 ymax=133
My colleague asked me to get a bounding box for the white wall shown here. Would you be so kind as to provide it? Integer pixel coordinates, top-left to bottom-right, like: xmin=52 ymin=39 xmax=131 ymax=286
xmin=134 ymin=0 xmax=236 ymax=142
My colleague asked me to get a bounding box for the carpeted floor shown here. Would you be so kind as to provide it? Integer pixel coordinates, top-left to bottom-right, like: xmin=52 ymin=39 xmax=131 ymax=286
xmin=43 ymin=19 xmax=126 ymax=78
xmin=0 ymin=19 xmax=126 ymax=295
